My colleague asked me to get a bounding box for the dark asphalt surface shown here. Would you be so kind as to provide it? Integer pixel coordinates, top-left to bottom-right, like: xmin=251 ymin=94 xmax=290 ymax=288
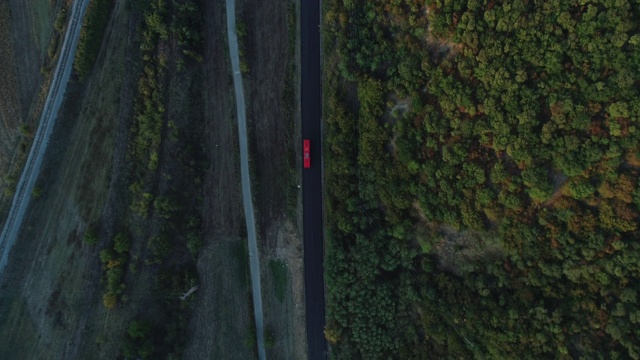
xmin=301 ymin=0 xmax=328 ymax=359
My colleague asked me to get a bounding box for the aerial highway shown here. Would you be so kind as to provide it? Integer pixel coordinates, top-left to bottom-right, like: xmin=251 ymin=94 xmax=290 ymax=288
xmin=301 ymin=0 xmax=328 ymax=358
xmin=0 ymin=0 xmax=90 ymax=280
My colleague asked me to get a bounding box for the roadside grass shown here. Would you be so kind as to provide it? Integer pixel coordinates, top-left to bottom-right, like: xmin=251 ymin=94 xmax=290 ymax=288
xmin=0 ymin=295 xmax=37 ymax=360
xmin=283 ymin=0 xmax=298 ymax=220
xmin=0 ymin=210 xmax=102 ymax=359
xmin=233 ymin=240 xmax=251 ymax=289
xmin=29 ymin=0 xmax=55 ymax=56
xmin=268 ymin=259 xmax=288 ymax=303
xmin=260 ymin=2 xmax=309 ymax=358
xmin=244 ymin=0 xmax=298 ymax=226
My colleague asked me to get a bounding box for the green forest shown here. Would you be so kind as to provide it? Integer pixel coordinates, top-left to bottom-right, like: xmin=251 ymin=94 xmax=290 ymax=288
xmin=323 ymin=0 xmax=640 ymax=358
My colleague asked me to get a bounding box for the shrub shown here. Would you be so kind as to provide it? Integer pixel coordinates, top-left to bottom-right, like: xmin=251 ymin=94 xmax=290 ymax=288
xmin=31 ymin=186 xmax=42 ymax=199
xmin=83 ymin=228 xmax=99 ymax=245
xmin=54 ymin=8 xmax=67 ymax=32
xmin=113 ymin=233 xmax=131 ymax=254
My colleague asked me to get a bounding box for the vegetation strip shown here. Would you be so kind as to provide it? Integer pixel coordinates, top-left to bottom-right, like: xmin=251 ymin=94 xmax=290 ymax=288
xmin=83 ymin=0 xmax=205 ymax=357
xmin=73 ymin=0 xmax=114 ymax=80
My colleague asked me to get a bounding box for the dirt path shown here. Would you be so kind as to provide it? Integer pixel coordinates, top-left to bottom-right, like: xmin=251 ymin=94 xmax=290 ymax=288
xmin=225 ymin=0 xmax=266 ymax=358
xmin=0 ymin=0 xmax=90 ymax=278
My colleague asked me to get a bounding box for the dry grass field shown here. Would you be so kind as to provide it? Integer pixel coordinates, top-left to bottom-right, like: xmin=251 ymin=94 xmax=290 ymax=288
xmin=0 ymin=1 xmax=135 ymax=357
xmin=0 ymin=0 xmax=306 ymax=358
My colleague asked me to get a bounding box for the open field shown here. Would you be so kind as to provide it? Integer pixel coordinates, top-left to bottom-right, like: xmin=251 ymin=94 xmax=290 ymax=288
xmin=0 ymin=0 xmax=306 ymax=358
xmin=244 ymin=0 xmax=296 ymax=236
xmin=7 ymin=0 xmax=56 ymax=119
xmin=0 ymin=1 xmax=21 ymax=177
xmin=0 ymin=0 xmax=135 ymax=357
xmin=0 ymin=0 xmax=54 ymax=210
xmin=0 ymin=2 xmax=20 ymax=126
xmin=0 ymin=0 xmax=74 ymax=230
xmin=183 ymin=238 xmax=255 ymax=359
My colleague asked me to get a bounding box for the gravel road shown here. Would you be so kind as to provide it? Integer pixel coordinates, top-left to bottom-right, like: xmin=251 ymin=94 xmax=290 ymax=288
xmin=0 ymin=0 xmax=90 ymax=280
xmin=225 ymin=0 xmax=267 ymax=359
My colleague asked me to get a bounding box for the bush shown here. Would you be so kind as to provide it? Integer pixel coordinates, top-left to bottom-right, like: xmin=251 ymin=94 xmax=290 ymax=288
xmin=103 ymin=293 xmax=117 ymax=309
xmin=186 ymin=231 xmax=201 ymax=258
xmin=264 ymin=329 xmax=275 ymax=349
xmin=18 ymin=123 xmax=33 ymax=137
xmin=47 ymin=35 xmax=59 ymax=59
xmin=31 ymin=186 xmax=42 ymax=199
xmin=113 ymin=233 xmax=131 ymax=254
xmin=3 ymin=175 xmax=17 ymax=197
xmin=83 ymin=228 xmax=99 ymax=245
xmin=54 ymin=8 xmax=67 ymax=32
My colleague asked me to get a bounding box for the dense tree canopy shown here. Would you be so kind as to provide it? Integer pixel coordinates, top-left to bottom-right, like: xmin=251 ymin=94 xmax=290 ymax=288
xmin=324 ymin=0 xmax=640 ymax=358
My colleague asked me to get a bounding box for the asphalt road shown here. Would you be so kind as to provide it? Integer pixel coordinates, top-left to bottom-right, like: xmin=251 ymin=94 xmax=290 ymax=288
xmin=301 ymin=0 xmax=328 ymax=359
xmin=0 ymin=0 xmax=90 ymax=280
xmin=224 ymin=0 xmax=266 ymax=359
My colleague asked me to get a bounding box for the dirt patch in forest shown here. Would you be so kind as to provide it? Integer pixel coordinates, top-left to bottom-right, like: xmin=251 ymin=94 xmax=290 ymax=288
xmin=433 ymin=226 xmax=505 ymax=276
xmin=541 ymin=171 xmax=569 ymax=207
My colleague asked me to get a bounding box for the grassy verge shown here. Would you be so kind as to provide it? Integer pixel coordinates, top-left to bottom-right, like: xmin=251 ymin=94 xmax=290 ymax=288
xmin=233 ymin=241 xmax=251 ymax=289
xmin=28 ymin=0 xmax=55 ymax=55
xmin=283 ymin=1 xmax=298 ymax=219
xmin=268 ymin=259 xmax=287 ymax=303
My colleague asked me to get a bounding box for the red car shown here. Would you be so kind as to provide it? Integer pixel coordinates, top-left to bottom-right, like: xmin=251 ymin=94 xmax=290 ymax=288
xmin=303 ymin=139 xmax=311 ymax=168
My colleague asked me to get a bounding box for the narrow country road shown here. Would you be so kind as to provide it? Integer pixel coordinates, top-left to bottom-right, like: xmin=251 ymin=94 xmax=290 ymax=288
xmin=224 ymin=1 xmax=266 ymax=359
xmin=0 ymin=0 xmax=90 ymax=280
xmin=301 ymin=0 xmax=328 ymax=358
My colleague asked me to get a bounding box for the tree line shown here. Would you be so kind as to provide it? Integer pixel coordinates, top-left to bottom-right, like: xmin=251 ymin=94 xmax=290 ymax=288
xmin=74 ymin=0 xmax=114 ymax=80
xmin=84 ymin=0 xmax=206 ymax=358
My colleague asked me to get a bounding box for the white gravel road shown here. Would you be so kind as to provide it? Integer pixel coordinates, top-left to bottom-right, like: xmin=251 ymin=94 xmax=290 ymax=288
xmin=225 ymin=0 xmax=267 ymax=359
xmin=0 ymin=0 xmax=90 ymax=280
